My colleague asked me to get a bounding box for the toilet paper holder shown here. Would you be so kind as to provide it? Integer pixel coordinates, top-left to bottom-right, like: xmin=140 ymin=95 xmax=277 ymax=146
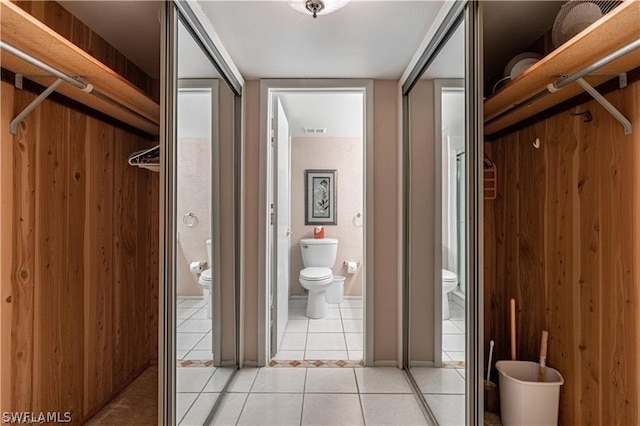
xmin=343 ymin=261 xmax=361 ymax=267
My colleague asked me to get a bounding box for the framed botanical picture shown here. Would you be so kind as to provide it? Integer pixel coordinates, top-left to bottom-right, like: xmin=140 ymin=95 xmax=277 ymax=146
xmin=305 ymin=169 xmax=337 ymax=225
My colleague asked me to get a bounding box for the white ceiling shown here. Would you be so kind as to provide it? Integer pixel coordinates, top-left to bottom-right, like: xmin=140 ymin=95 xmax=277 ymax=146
xmin=57 ymin=0 xmax=565 ymax=87
xmin=278 ymin=92 xmax=363 ymax=138
xmin=421 ymin=22 xmax=464 ymax=79
xmin=58 ymin=0 xmax=161 ymax=78
xmin=178 ymin=21 xmax=221 ymax=79
xmin=198 ymin=0 xmax=445 ymax=79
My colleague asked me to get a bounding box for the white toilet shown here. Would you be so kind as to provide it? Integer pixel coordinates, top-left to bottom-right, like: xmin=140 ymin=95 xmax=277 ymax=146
xmin=299 ymin=238 xmax=338 ymax=319
xmin=442 ymin=269 xmax=458 ymax=320
xmin=198 ymin=239 xmax=213 ymax=319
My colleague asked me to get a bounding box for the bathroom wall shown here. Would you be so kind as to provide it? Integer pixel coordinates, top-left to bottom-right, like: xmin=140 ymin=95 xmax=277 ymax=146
xmin=484 ymin=78 xmax=640 ymax=425
xmin=290 ymin=136 xmax=364 ymax=297
xmin=243 ymin=80 xmax=399 ymax=364
xmin=408 ymin=80 xmax=436 ymax=362
xmin=177 ymin=90 xmax=213 ymax=296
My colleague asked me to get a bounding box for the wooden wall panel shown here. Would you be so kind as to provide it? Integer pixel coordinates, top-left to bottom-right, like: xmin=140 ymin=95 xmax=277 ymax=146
xmin=84 ymin=119 xmax=115 ymax=411
xmin=484 ymin=79 xmax=640 ymax=425
xmin=0 ymin=80 xmax=15 ymax=415
xmin=10 ymin=86 xmax=37 ymax=414
xmin=3 ymin=82 xmax=159 ymax=423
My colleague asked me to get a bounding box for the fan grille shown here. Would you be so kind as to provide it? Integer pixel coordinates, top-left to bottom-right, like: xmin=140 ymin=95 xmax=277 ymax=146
xmin=552 ymin=0 xmax=622 ymax=48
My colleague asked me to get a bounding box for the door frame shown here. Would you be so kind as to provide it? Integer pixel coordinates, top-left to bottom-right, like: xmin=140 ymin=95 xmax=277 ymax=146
xmin=257 ymin=79 xmax=374 ymax=366
xmin=270 ymin=95 xmax=291 ymax=357
xmin=433 ymin=78 xmax=464 ymax=368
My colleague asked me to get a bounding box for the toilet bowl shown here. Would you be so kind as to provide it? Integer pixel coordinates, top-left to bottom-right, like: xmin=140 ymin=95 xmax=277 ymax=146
xmin=299 ymin=238 xmax=338 ymax=319
xmin=442 ymin=269 xmax=458 ymax=320
xmin=299 ymin=267 xmax=334 ymax=319
xmin=199 ymin=268 xmax=213 ymax=319
xmin=197 ymin=239 xmax=213 ymax=319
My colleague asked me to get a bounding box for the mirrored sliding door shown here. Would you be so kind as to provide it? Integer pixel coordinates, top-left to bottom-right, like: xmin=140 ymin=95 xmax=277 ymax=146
xmin=402 ymin=2 xmax=482 ymax=425
xmin=161 ymin=3 xmax=242 ymax=424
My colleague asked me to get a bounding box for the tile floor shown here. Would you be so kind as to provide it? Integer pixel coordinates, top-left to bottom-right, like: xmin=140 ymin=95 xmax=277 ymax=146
xmin=274 ymin=297 xmax=364 ymax=361
xmin=178 ymin=296 xmax=214 ymax=361
xmin=177 ymin=296 xmax=229 ymax=425
xmin=177 ymin=367 xmax=235 ymax=425
xmin=209 ymin=367 xmax=428 ymax=426
xmin=442 ymin=296 xmax=465 ymax=363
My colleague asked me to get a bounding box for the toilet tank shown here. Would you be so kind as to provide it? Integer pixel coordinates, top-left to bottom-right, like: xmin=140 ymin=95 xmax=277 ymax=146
xmin=206 ymin=239 xmax=213 ymax=266
xmin=300 ymin=238 xmax=338 ymax=267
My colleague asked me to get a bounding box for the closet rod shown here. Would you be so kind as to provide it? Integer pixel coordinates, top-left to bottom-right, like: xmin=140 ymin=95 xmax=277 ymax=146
xmin=551 ymin=37 xmax=640 ymax=91
xmin=0 ymin=40 xmax=158 ymax=130
xmin=487 ymin=37 xmax=640 ymax=130
xmin=0 ymin=40 xmax=89 ymax=90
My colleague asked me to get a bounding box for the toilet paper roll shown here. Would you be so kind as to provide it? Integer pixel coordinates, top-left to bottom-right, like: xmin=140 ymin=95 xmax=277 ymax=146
xmin=190 ymin=261 xmax=205 ymax=274
xmin=346 ymin=261 xmax=358 ymax=274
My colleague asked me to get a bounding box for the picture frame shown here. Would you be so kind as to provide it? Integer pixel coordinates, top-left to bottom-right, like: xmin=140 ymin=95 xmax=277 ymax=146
xmin=305 ymin=169 xmax=337 ymax=225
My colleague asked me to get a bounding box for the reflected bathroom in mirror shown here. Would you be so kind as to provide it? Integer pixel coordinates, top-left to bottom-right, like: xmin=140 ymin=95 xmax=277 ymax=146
xmin=405 ymin=15 xmax=467 ymax=426
xmin=174 ymin=15 xmax=237 ymax=426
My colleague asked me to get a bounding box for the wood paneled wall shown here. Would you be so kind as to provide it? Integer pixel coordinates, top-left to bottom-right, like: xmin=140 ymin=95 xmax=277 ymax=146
xmin=13 ymin=0 xmax=159 ymax=101
xmin=484 ymin=80 xmax=640 ymax=425
xmin=1 ymin=81 xmax=159 ymax=424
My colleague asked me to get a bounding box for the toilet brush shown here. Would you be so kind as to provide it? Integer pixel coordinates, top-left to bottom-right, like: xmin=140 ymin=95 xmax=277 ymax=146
xmin=486 ymin=340 xmax=494 ymax=382
xmin=484 ymin=340 xmax=498 ymax=413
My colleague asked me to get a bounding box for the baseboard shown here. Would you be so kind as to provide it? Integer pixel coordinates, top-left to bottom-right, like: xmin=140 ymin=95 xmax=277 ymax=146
xmin=409 ymin=361 xmax=435 ymax=367
xmin=220 ymin=360 xmax=236 ymax=367
xmin=242 ymin=360 xmax=258 ymax=367
xmin=373 ymin=360 xmax=399 ymax=367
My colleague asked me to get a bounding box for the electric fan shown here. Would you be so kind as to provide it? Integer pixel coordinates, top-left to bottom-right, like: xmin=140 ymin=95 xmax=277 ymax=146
xmin=552 ymin=0 xmax=621 ymax=48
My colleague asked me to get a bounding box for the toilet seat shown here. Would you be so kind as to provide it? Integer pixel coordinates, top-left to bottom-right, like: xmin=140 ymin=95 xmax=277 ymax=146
xmin=442 ymin=269 xmax=457 ymax=282
xmin=300 ymin=267 xmax=333 ymax=281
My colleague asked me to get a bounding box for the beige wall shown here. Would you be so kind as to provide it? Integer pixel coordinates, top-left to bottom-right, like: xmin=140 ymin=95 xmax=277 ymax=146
xmin=290 ymin=136 xmax=364 ymax=297
xmin=242 ymin=80 xmax=261 ymax=363
xmin=372 ymin=80 xmax=400 ymax=362
xmin=242 ymin=80 xmax=400 ymax=364
xmin=408 ymin=80 xmax=435 ymax=362
xmin=219 ymin=83 xmax=236 ymax=362
xmin=176 ymin=137 xmax=211 ymax=296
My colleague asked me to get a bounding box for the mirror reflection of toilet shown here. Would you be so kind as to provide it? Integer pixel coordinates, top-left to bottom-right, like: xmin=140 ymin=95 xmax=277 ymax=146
xmin=299 ymin=238 xmax=338 ymax=319
xmin=442 ymin=269 xmax=458 ymax=320
xmin=198 ymin=239 xmax=213 ymax=319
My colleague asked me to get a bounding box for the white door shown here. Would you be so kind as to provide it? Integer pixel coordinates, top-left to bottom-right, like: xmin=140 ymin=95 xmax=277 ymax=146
xmin=272 ymin=97 xmax=291 ymax=355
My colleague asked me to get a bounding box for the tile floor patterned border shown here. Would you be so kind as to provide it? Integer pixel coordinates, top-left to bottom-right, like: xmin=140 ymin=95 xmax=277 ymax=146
xmin=268 ymin=359 xmax=364 ymax=368
xmin=178 ymin=360 xmax=215 ymax=368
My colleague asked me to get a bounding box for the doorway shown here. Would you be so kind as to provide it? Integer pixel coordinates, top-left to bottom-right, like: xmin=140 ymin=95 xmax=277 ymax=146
xmin=258 ymin=80 xmax=374 ymax=366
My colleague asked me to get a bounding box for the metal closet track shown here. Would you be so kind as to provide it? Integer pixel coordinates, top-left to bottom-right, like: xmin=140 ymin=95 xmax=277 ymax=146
xmin=0 ymin=40 xmax=159 ymax=135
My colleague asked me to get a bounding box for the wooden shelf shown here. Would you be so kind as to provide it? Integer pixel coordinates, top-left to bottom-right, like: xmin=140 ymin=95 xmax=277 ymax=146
xmin=484 ymin=0 xmax=640 ymax=136
xmin=0 ymin=0 xmax=159 ymax=135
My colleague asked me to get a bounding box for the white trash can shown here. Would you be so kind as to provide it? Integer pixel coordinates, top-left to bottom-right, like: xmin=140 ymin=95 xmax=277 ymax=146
xmin=326 ymin=276 xmax=345 ymax=304
xmin=496 ymin=360 xmax=564 ymax=426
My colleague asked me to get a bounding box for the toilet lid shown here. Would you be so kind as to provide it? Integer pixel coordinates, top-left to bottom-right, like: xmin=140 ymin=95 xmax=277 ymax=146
xmin=300 ymin=267 xmax=333 ymax=281
xmin=442 ymin=269 xmax=457 ymax=282
xmin=200 ymin=268 xmax=213 ymax=281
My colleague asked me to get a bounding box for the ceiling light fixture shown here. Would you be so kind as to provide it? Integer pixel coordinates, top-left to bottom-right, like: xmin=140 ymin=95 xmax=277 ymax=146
xmin=289 ymin=0 xmax=350 ymax=19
